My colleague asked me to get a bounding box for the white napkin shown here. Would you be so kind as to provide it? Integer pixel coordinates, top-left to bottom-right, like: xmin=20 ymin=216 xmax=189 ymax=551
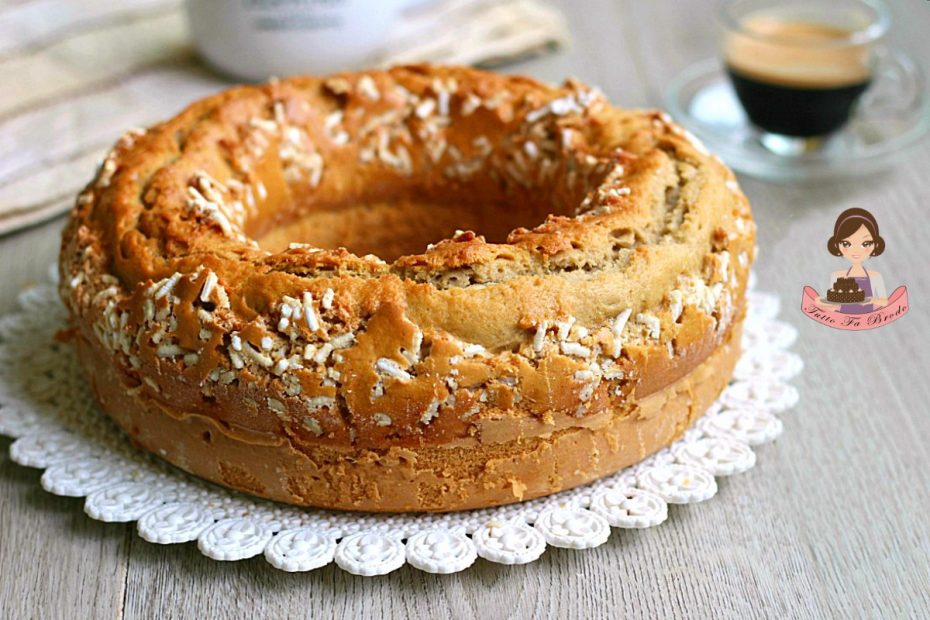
xmin=380 ymin=0 xmax=569 ymax=67
xmin=0 ymin=0 xmax=569 ymax=237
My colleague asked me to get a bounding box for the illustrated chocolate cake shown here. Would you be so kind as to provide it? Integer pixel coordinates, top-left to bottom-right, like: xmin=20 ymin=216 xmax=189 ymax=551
xmin=827 ymin=277 xmax=865 ymax=303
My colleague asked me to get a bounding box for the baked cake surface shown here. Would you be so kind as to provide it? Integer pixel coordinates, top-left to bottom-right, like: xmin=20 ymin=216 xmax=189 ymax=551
xmin=59 ymin=65 xmax=755 ymax=511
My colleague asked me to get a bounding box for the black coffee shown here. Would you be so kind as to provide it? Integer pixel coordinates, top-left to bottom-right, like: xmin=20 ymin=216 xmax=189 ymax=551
xmin=726 ymin=67 xmax=870 ymax=136
xmin=724 ymin=18 xmax=872 ymax=137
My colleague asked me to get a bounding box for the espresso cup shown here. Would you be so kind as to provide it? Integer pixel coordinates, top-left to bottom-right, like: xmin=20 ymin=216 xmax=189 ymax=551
xmin=719 ymin=0 xmax=892 ymax=154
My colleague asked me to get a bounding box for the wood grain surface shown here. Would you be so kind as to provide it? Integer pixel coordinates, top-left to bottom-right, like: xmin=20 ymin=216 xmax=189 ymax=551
xmin=1 ymin=1 xmax=928 ymax=618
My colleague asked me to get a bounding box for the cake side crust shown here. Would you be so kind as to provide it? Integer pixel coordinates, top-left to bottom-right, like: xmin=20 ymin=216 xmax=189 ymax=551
xmin=75 ymin=313 xmax=742 ymax=512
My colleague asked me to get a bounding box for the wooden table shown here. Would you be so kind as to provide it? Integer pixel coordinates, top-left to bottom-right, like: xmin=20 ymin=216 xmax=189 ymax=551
xmin=2 ymin=1 xmax=928 ymax=617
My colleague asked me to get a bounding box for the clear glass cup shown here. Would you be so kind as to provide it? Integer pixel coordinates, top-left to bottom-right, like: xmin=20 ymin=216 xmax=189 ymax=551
xmin=719 ymin=0 xmax=892 ymax=155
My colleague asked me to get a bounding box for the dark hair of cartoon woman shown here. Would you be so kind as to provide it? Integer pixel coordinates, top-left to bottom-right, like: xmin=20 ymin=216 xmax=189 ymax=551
xmin=827 ymin=208 xmax=885 ymax=257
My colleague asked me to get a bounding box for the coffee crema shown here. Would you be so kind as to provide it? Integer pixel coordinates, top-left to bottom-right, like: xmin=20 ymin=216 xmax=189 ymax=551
xmin=724 ymin=17 xmax=872 ymax=136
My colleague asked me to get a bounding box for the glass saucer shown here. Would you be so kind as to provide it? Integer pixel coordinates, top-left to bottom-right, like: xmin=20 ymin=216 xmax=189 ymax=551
xmin=664 ymin=52 xmax=929 ymax=182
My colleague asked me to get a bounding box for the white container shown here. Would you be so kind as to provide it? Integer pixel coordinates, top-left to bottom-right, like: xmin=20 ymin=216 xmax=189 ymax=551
xmin=186 ymin=0 xmax=419 ymax=81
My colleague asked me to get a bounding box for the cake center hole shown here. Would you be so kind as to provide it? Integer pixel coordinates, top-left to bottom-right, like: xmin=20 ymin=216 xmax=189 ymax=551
xmin=255 ymin=194 xmax=564 ymax=262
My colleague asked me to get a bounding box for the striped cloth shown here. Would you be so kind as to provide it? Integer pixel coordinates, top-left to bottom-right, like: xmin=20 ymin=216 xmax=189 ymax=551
xmin=0 ymin=0 xmax=568 ymax=236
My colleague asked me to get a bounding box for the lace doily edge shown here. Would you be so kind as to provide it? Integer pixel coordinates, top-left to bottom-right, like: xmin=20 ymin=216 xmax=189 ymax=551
xmin=0 ymin=279 xmax=801 ymax=575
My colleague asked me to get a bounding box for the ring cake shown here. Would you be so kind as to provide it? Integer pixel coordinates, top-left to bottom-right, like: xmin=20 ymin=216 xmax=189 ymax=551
xmin=59 ymin=65 xmax=755 ymax=512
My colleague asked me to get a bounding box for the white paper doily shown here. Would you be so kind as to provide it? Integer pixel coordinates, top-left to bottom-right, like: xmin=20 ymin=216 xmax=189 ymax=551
xmin=0 ymin=267 xmax=800 ymax=575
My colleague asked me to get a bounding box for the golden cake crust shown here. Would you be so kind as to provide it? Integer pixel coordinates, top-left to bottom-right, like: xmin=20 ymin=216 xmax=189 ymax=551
xmin=59 ymin=65 xmax=756 ymax=512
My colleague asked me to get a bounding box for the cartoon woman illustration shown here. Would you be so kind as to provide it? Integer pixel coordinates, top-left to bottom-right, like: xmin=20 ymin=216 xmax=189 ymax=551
xmin=824 ymin=208 xmax=888 ymax=314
